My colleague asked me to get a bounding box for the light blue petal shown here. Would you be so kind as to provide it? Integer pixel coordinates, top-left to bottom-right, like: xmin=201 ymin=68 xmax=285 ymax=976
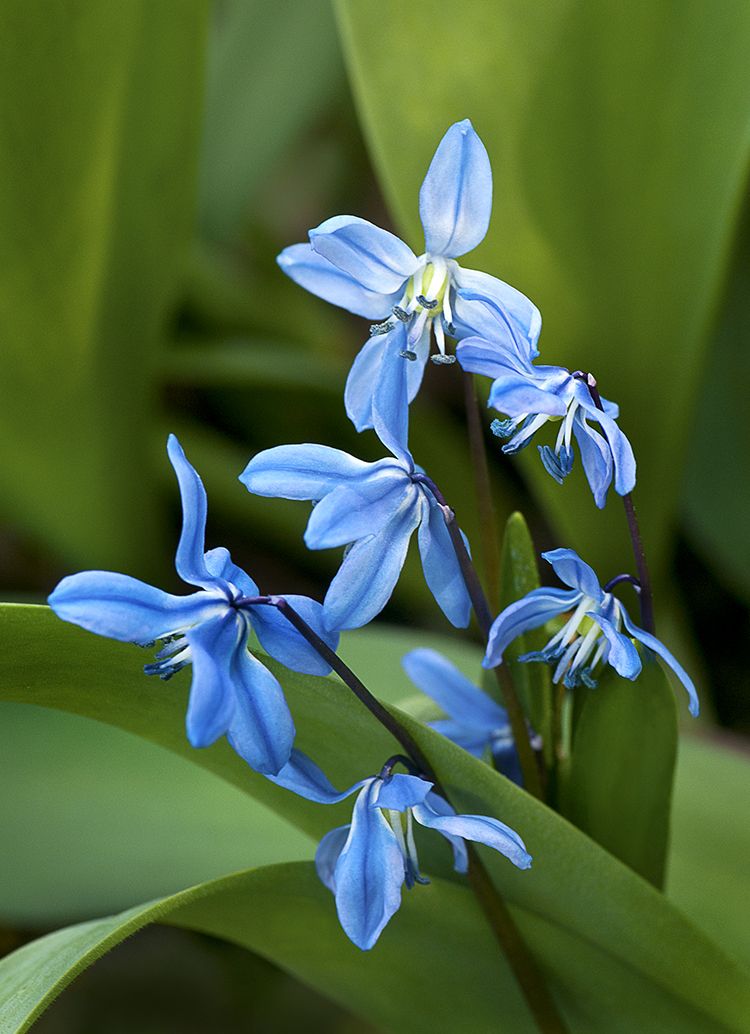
xmin=249 ymin=594 xmax=339 ymax=675
xmin=373 ymin=773 xmax=433 ymax=811
xmin=310 ymin=215 xmax=418 ymax=294
xmin=224 ymin=647 xmax=296 ymax=776
xmin=483 ymin=587 xmax=580 ymax=668
xmin=315 ymin=825 xmax=351 ymax=891
xmin=268 ymin=749 xmax=363 ymax=804
xmin=416 ymin=494 xmax=472 ymax=628
xmin=573 ymin=417 xmax=613 ymax=508
xmin=345 ymin=335 xmax=383 ymax=431
xmin=589 ymin=612 xmax=642 ymax=680
xmin=167 ymin=434 xmax=220 ymax=590
xmin=183 ymin=611 xmax=242 ymax=749
xmin=421 ymin=792 xmax=468 ymax=874
xmin=454 ymin=267 xmax=542 ymax=354
xmin=488 ymin=374 xmax=568 ymax=418
xmin=453 ymin=293 xmax=534 ymax=359
xmin=240 ymin=444 xmax=373 ymax=500
xmin=332 ymin=780 xmax=406 ymax=950
xmin=541 ymin=548 xmax=603 ymax=598
xmin=48 ymin=571 xmax=223 ymax=646
xmin=402 ymin=647 xmax=506 ymax=729
xmin=413 ymin=800 xmax=532 ymax=870
xmin=621 ymin=610 xmax=700 ymax=717
xmin=304 ymin=471 xmax=408 ymax=550
xmin=323 ymin=490 xmax=422 ymax=631
xmin=429 ymin=719 xmax=491 ymax=758
xmin=277 ymin=243 xmax=398 ymax=319
xmin=372 ymin=324 xmax=412 ymax=463
xmin=593 ymin=410 xmax=636 ymax=497
xmin=419 ymin=119 xmax=492 ymax=258
xmin=405 ymin=320 xmax=432 ymax=399
xmin=455 ymin=337 xmax=516 ymax=380
xmin=203 ymin=546 xmax=259 ymax=598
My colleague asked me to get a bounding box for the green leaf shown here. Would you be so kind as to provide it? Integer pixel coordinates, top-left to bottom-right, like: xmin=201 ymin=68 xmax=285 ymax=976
xmin=497 ymin=512 xmax=553 ymax=764
xmin=561 ymin=663 xmax=678 ymax=887
xmin=1 ymin=603 xmax=749 ymax=1031
xmin=334 ymin=0 xmax=750 ymax=583
xmin=0 ymin=1 xmax=209 ymax=572
xmin=198 ymin=0 xmax=344 ymax=241
xmin=0 ymin=703 xmax=312 ymax=925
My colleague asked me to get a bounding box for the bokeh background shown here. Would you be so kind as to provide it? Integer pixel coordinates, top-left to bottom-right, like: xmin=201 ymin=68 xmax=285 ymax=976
xmin=1 ymin=1 xmax=748 ymax=1029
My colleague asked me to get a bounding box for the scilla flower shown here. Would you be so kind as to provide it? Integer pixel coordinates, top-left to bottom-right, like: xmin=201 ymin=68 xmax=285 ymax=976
xmin=456 ymin=336 xmax=635 ymax=508
xmin=278 ymin=119 xmax=540 ymax=435
xmin=484 ymin=548 xmax=699 ymax=716
xmin=240 ymin=426 xmax=471 ymax=632
xmin=402 ymin=648 xmax=522 ymax=784
xmin=48 ymin=435 xmax=339 ymax=775
xmin=269 ymin=750 xmax=531 ymax=950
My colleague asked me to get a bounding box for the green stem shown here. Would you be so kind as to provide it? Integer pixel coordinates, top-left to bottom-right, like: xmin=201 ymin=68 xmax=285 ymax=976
xmin=462 ymin=370 xmax=501 ymax=612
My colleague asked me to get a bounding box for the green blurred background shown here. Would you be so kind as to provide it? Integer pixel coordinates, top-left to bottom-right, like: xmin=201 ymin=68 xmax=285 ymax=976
xmin=1 ymin=0 xmax=749 ymax=1029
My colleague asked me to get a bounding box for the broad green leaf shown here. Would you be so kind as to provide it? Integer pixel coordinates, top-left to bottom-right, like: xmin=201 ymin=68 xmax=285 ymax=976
xmin=561 ymin=664 xmax=678 ymax=887
xmin=1 ymin=604 xmax=749 ymax=1030
xmin=334 ymin=0 xmax=750 ymax=583
xmin=0 ymin=1 xmax=209 ymax=573
xmin=0 ymin=703 xmax=312 ymax=925
xmin=0 ymin=863 xmax=744 ymax=1034
xmin=198 ymin=0 xmax=344 ymax=240
xmin=497 ymin=512 xmax=553 ymax=764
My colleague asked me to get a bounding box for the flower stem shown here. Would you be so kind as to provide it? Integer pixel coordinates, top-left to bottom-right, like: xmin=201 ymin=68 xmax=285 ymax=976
xmin=579 ymin=372 xmax=656 ymax=633
xmin=410 ymin=474 xmax=543 ymax=801
xmin=462 ymin=370 xmax=501 ymax=611
xmin=250 ymin=594 xmax=566 ymax=1034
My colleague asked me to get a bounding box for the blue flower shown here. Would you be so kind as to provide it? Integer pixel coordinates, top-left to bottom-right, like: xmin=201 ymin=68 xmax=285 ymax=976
xmin=401 ymin=648 xmax=521 ymax=783
xmin=483 ymin=548 xmax=699 ymax=716
xmin=456 ymin=334 xmax=636 ymax=507
xmin=48 ymin=435 xmax=339 ymax=775
xmin=277 ymin=119 xmax=540 ymax=437
xmin=239 ymin=435 xmax=471 ymax=632
xmin=269 ymin=750 xmax=531 ymax=950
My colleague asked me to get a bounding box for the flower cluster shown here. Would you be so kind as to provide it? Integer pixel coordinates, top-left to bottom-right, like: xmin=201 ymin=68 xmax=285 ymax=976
xmin=48 ymin=119 xmax=697 ymax=953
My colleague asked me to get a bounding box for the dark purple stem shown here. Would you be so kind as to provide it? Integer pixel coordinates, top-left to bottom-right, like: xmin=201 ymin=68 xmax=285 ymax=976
xmin=578 ymin=372 xmax=656 ymax=633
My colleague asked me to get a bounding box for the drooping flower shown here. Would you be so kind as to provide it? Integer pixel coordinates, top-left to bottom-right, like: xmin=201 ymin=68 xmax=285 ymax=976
xmin=239 ymin=430 xmax=471 ymax=632
xmin=456 ymin=334 xmax=635 ymax=507
xmin=401 ymin=648 xmax=521 ymax=783
xmin=48 ymin=435 xmax=339 ymax=775
xmin=483 ymin=548 xmax=699 ymax=716
xmin=277 ymin=119 xmax=540 ymax=437
xmin=269 ymin=750 xmax=531 ymax=950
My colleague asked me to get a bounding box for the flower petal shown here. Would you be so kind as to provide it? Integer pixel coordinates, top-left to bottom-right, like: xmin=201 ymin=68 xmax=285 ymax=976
xmin=203 ymin=546 xmax=259 ymax=598
xmin=621 ymin=610 xmax=700 ymax=717
xmin=589 ymin=611 xmax=643 ymax=680
xmin=332 ymin=780 xmax=406 ymax=950
xmin=541 ymin=548 xmax=603 ymax=598
xmin=419 ymin=119 xmax=492 ymax=258
xmin=268 ymin=749 xmax=363 ymax=804
xmin=484 ymin=587 xmax=581 ymax=668
xmin=277 ymin=243 xmax=398 ymax=319
xmin=454 ymin=267 xmax=542 ymax=354
xmin=592 ymin=410 xmax=636 ymax=497
xmin=429 ymin=719 xmax=490 ymax=757
xmin=345 ymin=335 xmax=383 ymax=431
xmin=402 ymin=647 xmax=506 ymax=729
xmin=573 ymin=417 xmax=613 ymax=509
xmin=240 ymin=444 xmax=373 ymax=500
xmin=304 ymin=471 xmax=408 ymax=550
xmin=167 ymin=434 xmax=221 ymax=590
xmin=310 ymin=215 xmax=418 ymax=294
xmin=413 ymin=800 xmax=532 ymax=870
xmin=186 ymin=612 xmax=295 ymax=774
xmin=453 ymin=293 xmax=536 ymax=360
xmin=417 ymin=495 xmax=472 ymax=628
xmin=372 ymin=325 xmax=412 ymax=464
xmin=249 ymin=594 xmax=339 ymax=675
xmin=48 ymin=571 xmax=222 ymax=646
xmin=316 ymin=825 xmax=351 ymax=891
xmin=323 ymin=490 xmax=422 ymax=631
xmin=420 ymin=792 xmax=469 ymax=873
xmin=373 ymin=773 xmax=433 ymax=811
